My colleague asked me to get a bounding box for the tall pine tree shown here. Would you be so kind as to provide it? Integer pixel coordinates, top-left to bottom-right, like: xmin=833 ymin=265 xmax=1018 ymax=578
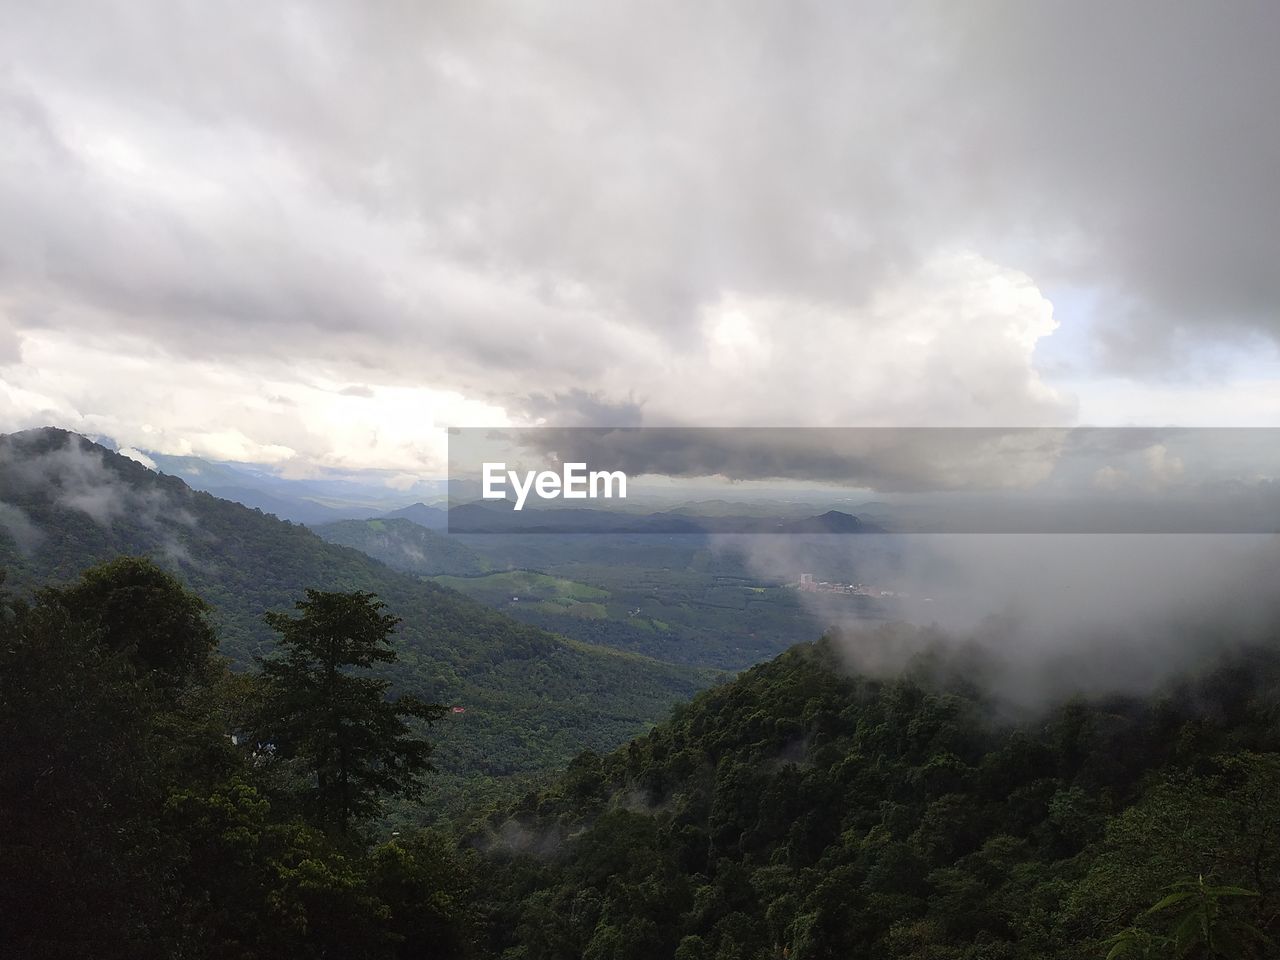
xmin=257 ymin=590 xmax=441 ymax=833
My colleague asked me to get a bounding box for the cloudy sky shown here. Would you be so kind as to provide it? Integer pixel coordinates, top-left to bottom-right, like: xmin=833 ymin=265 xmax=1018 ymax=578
xmin=2 ymin=1 xmax=1278 ymax=478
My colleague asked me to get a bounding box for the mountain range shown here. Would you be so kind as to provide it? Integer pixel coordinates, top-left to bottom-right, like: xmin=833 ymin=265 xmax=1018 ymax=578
xmin=0 ymin=428 xmax=715 ymax=814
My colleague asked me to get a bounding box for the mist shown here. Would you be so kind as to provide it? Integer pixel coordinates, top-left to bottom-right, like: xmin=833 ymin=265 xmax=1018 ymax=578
xmin=0 ymin=429 xmax=199 ymax=565
xmin=717 ymin=531 xmax=1280 ymax=708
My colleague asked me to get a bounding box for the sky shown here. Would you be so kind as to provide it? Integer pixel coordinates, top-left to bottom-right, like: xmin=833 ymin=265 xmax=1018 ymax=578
xmin=1 ymin=0 xmax=1278 ymax=480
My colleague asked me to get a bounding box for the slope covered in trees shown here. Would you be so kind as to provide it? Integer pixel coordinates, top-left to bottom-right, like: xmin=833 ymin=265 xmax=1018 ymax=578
xmin=465 ymin=632 xmax=1280 ymax=959
xmin=0 ymin=428 xmax=713 ymax=808
xmin=4 ymin=541 xmax=1279 ymax=958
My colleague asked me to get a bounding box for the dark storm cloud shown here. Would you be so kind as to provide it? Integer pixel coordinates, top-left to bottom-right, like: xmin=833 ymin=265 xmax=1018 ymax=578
xmin=465 ymin=426 xmax=1154 ymax=490
xmin=452 ymin=426 xmax=1280 ymax=519
xmin=492 ymin=427 xmax=1048 ymax=491
xmin=938 ymin=1 xmax=1280 ymax=367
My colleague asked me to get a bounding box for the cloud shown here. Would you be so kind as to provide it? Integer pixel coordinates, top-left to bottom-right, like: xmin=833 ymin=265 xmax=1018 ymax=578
xmin=0 ymin=330 xmax=507 ymax=473
xmin=721 ymin=531 xmax=1280 ymax=707
xmin=1143 ymin=443 xmax=1184 ymax=487
xmin=0 ymin=1 xmax=1276 ymax=476
xmin=941 ymin=1 xmax=1280 ymax=369
xmin=117 ymin=446 xmax=157 ymax=470
xmin=470 ymin=426 xmax=1070 ymax=493
xmin=454 ymin=427 xmax=1279 ymax=513
xmin=0 ymin=500 xmax=42 ymax=552
xmin=0 ymin=312 xmax=22 ymax=366
xmin=1092 ymin=465 xmax=1128 ymax=491
xmin=0 ymin=430 xmax=190 ymax=530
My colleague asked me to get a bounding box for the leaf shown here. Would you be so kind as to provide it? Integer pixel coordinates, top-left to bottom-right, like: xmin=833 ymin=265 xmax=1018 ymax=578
xmin=1202 ymin=885 xmax=1259 ymax=899
xmin=1144 ymin=891 xmax=1193 ymax=914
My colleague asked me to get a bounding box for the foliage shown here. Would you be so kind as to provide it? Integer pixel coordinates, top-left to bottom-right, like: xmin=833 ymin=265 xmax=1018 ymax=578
xmin=463 ymin=638 xmax=1280 ymax=960
xmin=40 ymin=554 xmax=219 ymax=691
xmin=257 ymin=590 xmax=443 ymax=832
xmin=430 ymin=561 xmax=839 ymax=670
xmin=0 ymin=560 xmax=478 ymax=958
xmin=1104 ymin=876 xmax=1269 ymax=959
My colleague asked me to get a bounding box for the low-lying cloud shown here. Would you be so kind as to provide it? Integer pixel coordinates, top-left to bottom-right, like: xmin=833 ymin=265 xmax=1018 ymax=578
xmin=720 ymin=531 xmax=1280 ymax=708
xmin=0 ymin=430 xmax=199 ymax=563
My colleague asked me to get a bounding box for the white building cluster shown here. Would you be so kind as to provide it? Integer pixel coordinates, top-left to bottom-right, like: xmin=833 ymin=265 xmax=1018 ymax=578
xmin=796 ymin=573 xmax=905 ymax=598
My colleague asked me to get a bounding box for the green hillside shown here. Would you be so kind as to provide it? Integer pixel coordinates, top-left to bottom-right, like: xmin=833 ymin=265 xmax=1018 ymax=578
xmin=465 ymin=631 xmax=1280 ymax=958
xmin=0 ymin=429 xmax=714 ymax=812
xmin=434 ymin=570 xmax=606 ymax=606
xmin=318 ymin=517 xmax=834 ymax=671
xmin=432 ymin=566 xmax=825 ymax=669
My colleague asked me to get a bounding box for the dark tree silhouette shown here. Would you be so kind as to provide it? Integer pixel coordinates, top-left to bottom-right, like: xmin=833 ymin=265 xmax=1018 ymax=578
xmin=258 ymin=589 xmax=442 ymax=833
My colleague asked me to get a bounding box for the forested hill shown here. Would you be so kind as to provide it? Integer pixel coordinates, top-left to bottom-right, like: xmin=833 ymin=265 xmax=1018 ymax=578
xmin=466 ymin=632 xmax=1280 ymax=959
xmin=0 ymin=428 xmax=713 ymax=798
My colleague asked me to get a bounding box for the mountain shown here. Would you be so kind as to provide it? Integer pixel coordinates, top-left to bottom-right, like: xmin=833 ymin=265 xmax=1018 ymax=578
xmin=785 ymin=508 xmax=866 ymax=533
xmin=465 ymin=631 xmax=1280 ymax=958
xmin=384 ymin=501 xmax=449 ymax=530
xmin=145 ymin=452 xmax=454 ymax=525
xmin=314 ymin=517 xmax=489 ymax=576
xmin=429 ymin=566 xmax=835 ymax=671
xmin=146 ymin=453 xmax=370 ymax=524
xmin=189 ymin=483 xmax=360 ymax=525
xmin=0 ymin=428 xmax=715 ymax=813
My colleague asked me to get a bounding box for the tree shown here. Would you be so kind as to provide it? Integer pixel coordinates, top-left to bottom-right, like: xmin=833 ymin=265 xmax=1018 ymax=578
xmin=257 ymin=590 xmax=442 ymax=833
xmin=42 ymin=556 xmax=218 ymax=691
xmin=367 ymin=831 xmax=479 ymax=958
xmin=0 ymin=559 xmax=231 ymax=956
xmin=0 ymin=577 xmax=172 ymax=956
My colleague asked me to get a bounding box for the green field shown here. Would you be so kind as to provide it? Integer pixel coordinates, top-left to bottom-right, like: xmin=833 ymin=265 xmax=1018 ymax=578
xmin=434 ymin=569 xmax=606 ymax=603
xmin=431 ymin=563 xmax=857 ymax=670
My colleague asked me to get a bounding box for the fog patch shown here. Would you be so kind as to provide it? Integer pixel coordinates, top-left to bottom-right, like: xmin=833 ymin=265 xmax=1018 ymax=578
xmin=718 ymin=532 xmax=1280 ymax=708
xmin=0 ymin=429 xmax=201 ymax=567
xmin=617 ymin=786 xmax=672 ymax=815
xmin=0 ymin=501 xmax=42 ymax=553
xmin=478 ymin=817 xmax=566 ymax=860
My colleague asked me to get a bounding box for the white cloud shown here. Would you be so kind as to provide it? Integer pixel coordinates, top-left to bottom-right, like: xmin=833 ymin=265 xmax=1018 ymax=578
xmin=1092 ymin=465 xmax=1128 ymax=491
xmin=1143 ymin=443 xmax=1184 ymax=487
xmin=117 ymin=446 xmax=157 ymax=470
xmin=1 ymin=1 xmax=1277 ymax=475
xmin=0 ymin=311 xmax=22 ymax=366
xmin=638 ymin=252 xmax=1070 ymax=427
xmin=0 ymin=328 xmax=507 ymax=474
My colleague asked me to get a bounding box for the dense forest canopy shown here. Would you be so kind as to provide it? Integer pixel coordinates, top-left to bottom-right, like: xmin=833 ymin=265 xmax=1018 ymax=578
xmin=3 ymin=555 xmax=1278 ymax=958
xmin=464 ymin=638 xmax=1280 ymax=959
